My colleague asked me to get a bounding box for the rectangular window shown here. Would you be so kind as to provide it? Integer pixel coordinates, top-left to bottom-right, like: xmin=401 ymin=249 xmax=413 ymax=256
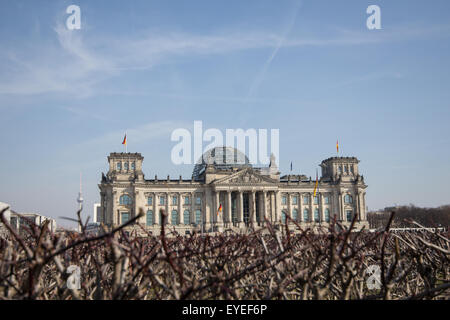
xmin=196 ymin=196 xmax=202 ymax=205
xmin=160 ymin=196 xmax=165 ymax=205
xmin=281 ymin=196 xmax=287 ymax=205
xmin=146 ymin=210 xmax=153 ymax=226
xmin=324 ymin=196 xmax=330 ymax=204
xmin=325 ymin=209 xmax=330 ymax=222
xmin=303 ymin=196 xmax=309 ymax=205
xmin=131 ymin=162 xmax=135 ymax=170
xmin=147 ymin=196 xmax=153 ymax=205
xmin=117 ymin=162 xmax=121 ymax=170
xmin=346 ymin=210 xmax=353 ymax=222
xmin=172 ymin=196 xmax=177 ymax=205
xmin=124 ymin=162 xmax=129 ymax=170
xmin=292 ymin=196 xmax=297 ymax=205
xmin=314 ymin=196 xmax=319 ymax=204
xmin=121 ymin=212 xmax=130 ymax=224
xmin=185 ymin=196 xmax=190 ymax=205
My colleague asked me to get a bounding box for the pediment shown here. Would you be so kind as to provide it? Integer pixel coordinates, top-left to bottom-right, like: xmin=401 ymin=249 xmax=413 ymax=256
xmin=212 ymin=168 xmax=277 ymax=185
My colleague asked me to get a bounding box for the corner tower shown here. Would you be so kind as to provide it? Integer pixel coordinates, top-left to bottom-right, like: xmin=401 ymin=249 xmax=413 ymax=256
xmin=107 ymin=152 xmax=144 ymax=182
xmin=320 ymin=157 xmax=360 ymax=182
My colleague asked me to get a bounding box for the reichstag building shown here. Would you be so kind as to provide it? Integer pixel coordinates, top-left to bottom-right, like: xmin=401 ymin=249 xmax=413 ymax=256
xmin=98 ymin=147 xmax=368 ymax=234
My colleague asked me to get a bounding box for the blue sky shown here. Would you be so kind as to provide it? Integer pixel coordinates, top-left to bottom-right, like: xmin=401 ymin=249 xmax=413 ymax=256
xmin=0 ymin=0 xmax=449 ymax=227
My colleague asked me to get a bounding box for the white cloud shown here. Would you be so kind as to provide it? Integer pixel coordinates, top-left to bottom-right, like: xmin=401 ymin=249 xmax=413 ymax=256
xmin=0 ymin=21 xmax=449 ymax=97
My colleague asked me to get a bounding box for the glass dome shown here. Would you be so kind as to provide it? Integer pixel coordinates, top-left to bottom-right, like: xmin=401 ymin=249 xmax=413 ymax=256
xmin=192 ymin=146 xmax=251 ymax=180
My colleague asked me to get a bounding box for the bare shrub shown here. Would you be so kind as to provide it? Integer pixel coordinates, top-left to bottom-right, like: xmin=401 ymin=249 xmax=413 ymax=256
xmin=0 ymin=208 xmax=449 ymax=300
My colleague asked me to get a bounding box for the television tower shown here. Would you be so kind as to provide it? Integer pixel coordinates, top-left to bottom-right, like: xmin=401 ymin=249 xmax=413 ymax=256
xmin=77 ymin=172 xmax=84 ymax=210
xmin=76 ymin=172 xmax=84 ymax=232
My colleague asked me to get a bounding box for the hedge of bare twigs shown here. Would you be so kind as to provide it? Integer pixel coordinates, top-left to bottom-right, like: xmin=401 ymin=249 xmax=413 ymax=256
xmin=0 ymin=208 xmax=449 ymax=300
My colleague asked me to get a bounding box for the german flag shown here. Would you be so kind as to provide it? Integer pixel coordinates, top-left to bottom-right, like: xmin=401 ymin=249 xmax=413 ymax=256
xmin=313 ymin=169 xmax=319 ymax=198
xmin=336 ymin=140 xmax=339 ymax=154
xmin=122 ymin=134 xmax=127 ymax=145
xmin=217 ymin=204 xmax=222 ymax=216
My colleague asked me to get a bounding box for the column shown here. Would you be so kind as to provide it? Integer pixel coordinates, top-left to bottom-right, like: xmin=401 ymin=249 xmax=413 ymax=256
xmin=275 ymin=191 xmax=280 ymax=223
xmin=251 ymin=191 xmax=257 ymax=226
xmin=287 ymin=192 xmax=291 ymax=223
xmin=226 ymin=191 xmax=232 ymax=227
xmin=262 ymin=191 xmax=268 ymax=225
xmin=136 ymin=189 xmax=146 ymax=225
xmin=178 ymin=192 xmax=183 ymax=225
xmin=270 ymin=192 xmax=275 ymax=223
xmin=153 ymin=192 xmax=159 ymax=225
xmin=215 ymin=191 xmax=221 ymax=226
xmin=319 ymin=193 xmax=324 ymax=222
xmin=299 ymin=193 xmax=303 ymax=223
xmin=111 ymin=190 xmax=117 ymax=226
xmin=165 ymin=192 xmax=169 ymax=225
xmin=362 ymin=192 xmax=367 ymax=221
xmin=338 ymin=192 xmax=343 ymax=221
xmin=309 ymin=192 xmax=313 ymax=223
xmin=190 ymin=192 xmax=195 ymax=225
xmin=238 ymin=191 xmax=244 ymax=227
xmin=205 ymin=190 xmax=211 ymax=230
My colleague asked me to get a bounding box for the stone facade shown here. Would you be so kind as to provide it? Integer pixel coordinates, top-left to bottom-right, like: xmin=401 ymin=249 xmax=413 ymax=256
xmin=98 ymin=147 xmax=368 ymax=235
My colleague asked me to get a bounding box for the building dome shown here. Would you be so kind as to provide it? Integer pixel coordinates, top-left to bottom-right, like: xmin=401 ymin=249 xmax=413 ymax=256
xmin=192 ymin=146 xmax=251 ymax=180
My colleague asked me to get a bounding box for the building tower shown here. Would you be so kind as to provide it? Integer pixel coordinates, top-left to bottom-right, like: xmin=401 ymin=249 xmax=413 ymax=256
xmin=77 ymin=172 xmax=84 ymax=210
xmin=77 ymin=173 xmax=84 ymax=232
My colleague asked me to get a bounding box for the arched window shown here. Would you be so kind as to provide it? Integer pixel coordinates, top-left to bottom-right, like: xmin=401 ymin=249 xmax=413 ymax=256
xmin=171 ymin=210 xmax=178 ymax=225
xmin=292 ymin=209 xmax=298 ymax=221
xmin=303 ymin=209 xmax=309 ymax=222
xmin=195 ymin=210 xmax=201 ymax=225
xmin=131 ymin=162 xmax=135 ymax=170
xmin=325 ymin=209 xmax=330 ymax=222
xmin=119 ymin=195 xmax=132 ymax=205
xmin=184 ymin=210 xmax=190 ymax=225
xmin=344 ymin=195 xmax=353 ymax=204
xmin=146 ymin=210 xmax=153 ymax=226
xmin=117 ymin=162 xmax=122 ymax=170
xmin=124 ymin=162 xmax=129 ymax=170
xmin=314 ymin=208 xmax=320 ymax=222
xmin=281 ymin=210 xmax=287 ymax=223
